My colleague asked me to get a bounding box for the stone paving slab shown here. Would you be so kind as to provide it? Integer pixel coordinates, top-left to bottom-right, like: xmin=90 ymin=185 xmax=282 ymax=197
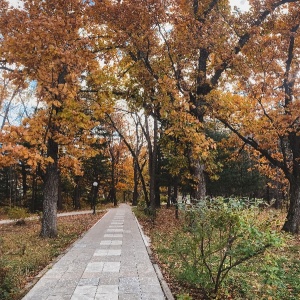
xmin=22 ymin=204 xmax=170 ymax=300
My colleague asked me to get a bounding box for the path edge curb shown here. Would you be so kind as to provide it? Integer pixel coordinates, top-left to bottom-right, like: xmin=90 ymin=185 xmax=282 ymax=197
xmin=134 ymin=215 xmax=175 ymax=300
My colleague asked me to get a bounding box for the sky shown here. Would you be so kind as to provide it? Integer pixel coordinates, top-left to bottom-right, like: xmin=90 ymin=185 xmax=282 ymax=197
xmin=8 ymin=0 xmax=23 ymax=8
xmin=231 ymin=0 xmax=250 ymax=11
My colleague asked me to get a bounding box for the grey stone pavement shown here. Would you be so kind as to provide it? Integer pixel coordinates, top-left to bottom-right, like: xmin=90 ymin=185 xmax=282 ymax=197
xmin=21 ymin=204 xmax=171 ymax=300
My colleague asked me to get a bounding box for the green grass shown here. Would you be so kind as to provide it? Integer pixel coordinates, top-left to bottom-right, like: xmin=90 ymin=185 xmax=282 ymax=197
xmin=136 ymin=204 xmax=300 ymax=300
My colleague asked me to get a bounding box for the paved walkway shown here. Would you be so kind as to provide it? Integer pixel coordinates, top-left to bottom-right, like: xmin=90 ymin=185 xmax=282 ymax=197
xmin=22 ymin=204 xmax=169 ymax=300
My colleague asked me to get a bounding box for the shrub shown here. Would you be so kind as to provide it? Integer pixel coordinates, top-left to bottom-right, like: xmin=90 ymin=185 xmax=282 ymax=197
xmin=0 ymin=259 xmax=17 ymax=300
xmin=156 ymin=198 xmax=283 ymax=299
xmin=7 ymin=207 xmax=29 ymax=224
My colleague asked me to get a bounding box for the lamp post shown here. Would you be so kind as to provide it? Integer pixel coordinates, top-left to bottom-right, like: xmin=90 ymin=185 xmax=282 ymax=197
xmin=92 ymin=181 xmax=98 ymax=215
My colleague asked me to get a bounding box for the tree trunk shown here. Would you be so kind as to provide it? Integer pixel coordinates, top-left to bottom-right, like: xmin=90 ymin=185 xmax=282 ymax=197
xmin=139 ymin=164 xmax=150 ymax=207
xmin=190 ymin=158 xmax=206 ymax=201
xmin=40 ymin=138 xmax=59 ymax=238
xmin=133 ymin=121 xmax=140 ymax=206
xmin=40 ymin=163 xmax=59 ymax=237
xmin=148 ymin=114 xmax=159 ymax=212
xmin=132 ymin=158 xmax=139 ymax=206
xmin=282 ymin=131 xmax=300 ymax=234
xmin=282 ymin=178 xmax=300 ymax=234
xmin=149 ymin=159 xmax=156 ymax=212
xmin=111 ymin=156 xmax=117 ymax=206
xmin=188 ymin=47 xmax=210 ymax=202
xmin=111 ymin=186 xmax=117 ymax=206
xmin=155 ymin=144 xmax=161 ymax=208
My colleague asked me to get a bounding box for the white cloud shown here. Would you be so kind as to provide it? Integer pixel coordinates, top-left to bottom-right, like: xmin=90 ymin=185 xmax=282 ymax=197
xmin=230 ymin=0 xmax=250 ymax=12
xmin=8 ymin=0 xmax=23 ymax=8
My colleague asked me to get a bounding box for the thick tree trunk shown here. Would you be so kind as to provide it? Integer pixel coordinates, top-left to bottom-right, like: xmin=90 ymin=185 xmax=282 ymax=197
xmin=40 ymin=163 xmax=59 ymax=237
xmin=40 ymin=65 xmax=67 ymax=237
xmin=112 ymin=187 xmax=117 ymax=207
xmin=283 ymin=132 xmax=300 ymax=234
xmin=40 ymin=138 xmax=59 ymax=238
xmin=187 ymin=46 xmax=210 ymax=202
xmin=282 ymin=178 xmax=300 ymax=234
xmin=190 ymin=158 xmax=206 ymax=201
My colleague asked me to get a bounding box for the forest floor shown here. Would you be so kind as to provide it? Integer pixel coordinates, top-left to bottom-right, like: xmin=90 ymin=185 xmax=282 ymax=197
xmin=0 ymin=210 xmax=107 ymax=300
xmin=136 ymin=205 xmax=300 ymax=300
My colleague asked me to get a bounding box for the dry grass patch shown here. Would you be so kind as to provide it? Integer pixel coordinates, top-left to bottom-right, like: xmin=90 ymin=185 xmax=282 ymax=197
xmin=0 ymin=211 xmax=105 ymax=300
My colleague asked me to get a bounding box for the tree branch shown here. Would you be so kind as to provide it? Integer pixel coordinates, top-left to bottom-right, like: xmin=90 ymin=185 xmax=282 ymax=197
xmin=218 ymin=117 xmax=289 ymax=175
xmin=211 ymin=0 xmax=299 ymax=86
xmin=283 ymin=23 xmax=299 ymax=108
xmin=222 ymin=244 xmax=271 ymax=272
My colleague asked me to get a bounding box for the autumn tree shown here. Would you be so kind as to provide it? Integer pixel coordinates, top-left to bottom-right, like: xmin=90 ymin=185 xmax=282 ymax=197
xmin=105 ymin=108 xmax=149 ymax=206
xmin=92 ymin=0 xmax=300 ymax=233
xmin=130 ymin=111 xmax=147 ymax=206
xmin=90 ymin=0 xmax=223 ymax=201
xmin=0 ymin=0 xmax=102 ymax=237
xmin=208 ymin=2 xmax=300 ymax=233
xmin=86 ymin=4 xmax=163 ymax=210
xmin=91 ymin=110 xmax=131 ymax=206
xmin=165 ymin=0 xmax=300 ymax=233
